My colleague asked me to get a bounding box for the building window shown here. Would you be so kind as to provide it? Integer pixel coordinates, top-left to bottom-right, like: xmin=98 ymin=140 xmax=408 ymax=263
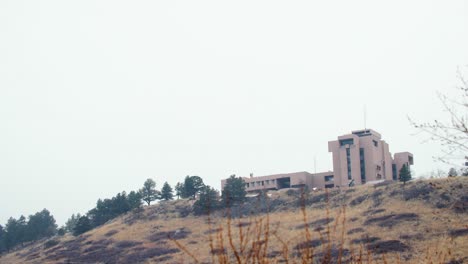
xmin=392 ymin=164 xmax=397 ymax=181
xmin=340 ymin=138 xmax=354 ymax=146
xmin=325 ymin=183 xmax=334 ymax=188
xmin=376 ymin=165 xmax=381 ymax=171
xmin=359 ymin=148 xmax=366 ymax=184
xmin=346 ymin=148 xmax=352 ymax=180
xmin=246 ymin=183 xmax=250 ymax=188
xmin=266 ymin=180 xmax=270 ymax=185
xmin=373 ymin=140 xmax=378 ymax=147
xmin=377 ymin=174 xmax=382 ymax=180
xmin=324 ymin=175 xmax=334 ymax=182
xmin=261 ymin=181 xmax=264 ymax=186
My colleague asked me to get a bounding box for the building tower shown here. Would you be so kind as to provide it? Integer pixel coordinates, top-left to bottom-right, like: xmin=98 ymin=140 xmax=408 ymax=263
xmin=328 ymin=129 xmax=412 ymax=187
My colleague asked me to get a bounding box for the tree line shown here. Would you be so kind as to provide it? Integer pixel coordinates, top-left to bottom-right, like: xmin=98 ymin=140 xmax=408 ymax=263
xmin=0 ymin=174 xmax=248 ymax=254
xmin=0 ymin=209 xmax=57 ymax=254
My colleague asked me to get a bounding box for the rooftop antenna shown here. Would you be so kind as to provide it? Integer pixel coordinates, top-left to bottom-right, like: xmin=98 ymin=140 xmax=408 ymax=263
xmin=314 ymin=156 xmax=317 ymax=174
xmin=364 ymin=104 xmax=367 ymax=130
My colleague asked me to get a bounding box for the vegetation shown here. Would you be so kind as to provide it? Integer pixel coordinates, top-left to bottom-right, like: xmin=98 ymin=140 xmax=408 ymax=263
xmin=410 ymin=67 xmax=468 ymax=165
xmin=1 ymin=176 xmax=466 ymax=264
xmin=180 ymin=176 xmax=205 ymax=199
xmin=160 ymin=182 xmax=174 ymax=201
xmin=175 ymin=182 xmax=183 ymax=199
xmin=448 ymin=167 xmax=458 ymax=177
xmin=0 ymin=209 xmax=56 ymax=254
xmin=399 ymin=164 xmax=412 ymax=185
xmin=193 ymin=186 xmax=220 ymax=215
xmin=73 ymin=216 xmax=92 ymax=236
xmin=221 ymin=174 xmax=247 ymax=207
xmin=64 ymin=213 xmax=81 ymax=233
xmin=140 ymin=178 xmax=160 ymax=205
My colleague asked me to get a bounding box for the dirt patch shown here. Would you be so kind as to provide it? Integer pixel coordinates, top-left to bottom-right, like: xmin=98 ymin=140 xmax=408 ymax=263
xmin=368 ymin=240 xmax=410 ymax=254
xmin=364 ymin=213 xmax=419 ymax=228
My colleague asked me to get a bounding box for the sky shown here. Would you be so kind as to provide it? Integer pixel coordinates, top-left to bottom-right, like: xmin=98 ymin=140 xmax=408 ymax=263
xmin=1 ymin=0 xmax=467 ymax=226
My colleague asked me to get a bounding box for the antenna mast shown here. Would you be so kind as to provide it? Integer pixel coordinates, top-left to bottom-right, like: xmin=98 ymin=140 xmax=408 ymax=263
xmin=364 ymin=105 xmax=367 ymax=129
xmin=314 ymin=156 xmax=317 ymax=174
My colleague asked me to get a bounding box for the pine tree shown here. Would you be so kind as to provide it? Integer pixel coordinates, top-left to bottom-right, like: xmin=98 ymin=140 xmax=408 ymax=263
xmin=193 ymin=186 xmax=220 ymax=215
xmin=221 ymin=174 xmax=247 ymax=207
xmin=181 ymin=176 xmax=204 ymax=199
xmin=127 ymin=191 xmax=143 ymax=209
xmin=0 ymin=225 xmax=6 ymax=254
xmin=160 ymin=182 xmax=174 ymax=201
xmin=65 ymin=213 xmax=81 ymax=233
xmin=399 ymin=164 xmax=412 ymax=185
xmin=175 ymin=182 xmax=183 ymax=199
xmin=73 ymin=216 xmax=92 ymax=236
xmin=140 ymin=178 xmax=159 ymax=205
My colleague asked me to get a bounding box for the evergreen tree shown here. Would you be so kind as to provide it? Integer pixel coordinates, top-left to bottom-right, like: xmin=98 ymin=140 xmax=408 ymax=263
xmin=399 ymin=164 xmax=412 ymax=185
xmin=140 ymin=178 xmax=159 ymax=205
xmin=221 ymin=174 xmax=247 ymax=207
xmin=26 ymin=209 xmax=57 ymax=241
xmin=73 ymin=216 xmax=92 ymax=236
xmin=193 ymin=186 xmax=220 ymax=215
xmin=65 ymin=213 xmax=81 ymax=233
xmin=4 ymin=216 xmax=27 ymax=250
xmin=0 ymin=224 xmax=6 ymax=254
xmin=57 ymin=227 xmax=66 ymax=236
xmin=175 ymin=182 xmax=183 ymax=199
xmin=160 ymin=182 xmax=174 ymax=201
xmin=181 ymin=176 xmax=204 ymax=199
xmin=127 ymin=190 xmax=143 ymax=209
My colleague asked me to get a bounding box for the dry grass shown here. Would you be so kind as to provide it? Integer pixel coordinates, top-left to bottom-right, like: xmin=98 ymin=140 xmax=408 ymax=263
xmin=1 ymin=177 xmax=467 ymax=263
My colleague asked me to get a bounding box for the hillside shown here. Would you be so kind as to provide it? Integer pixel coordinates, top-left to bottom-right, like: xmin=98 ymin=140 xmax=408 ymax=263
xmin=1 ymin=177 xmax=467 ymax=264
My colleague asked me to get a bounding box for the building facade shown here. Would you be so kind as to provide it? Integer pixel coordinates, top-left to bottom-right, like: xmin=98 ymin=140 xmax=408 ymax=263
xmin=221 ymin=129 xmax=413 ymax=193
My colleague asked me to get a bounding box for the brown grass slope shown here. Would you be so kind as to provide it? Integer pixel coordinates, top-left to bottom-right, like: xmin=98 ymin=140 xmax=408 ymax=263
xmin=1 ymin=177 xmax=467 ymax=264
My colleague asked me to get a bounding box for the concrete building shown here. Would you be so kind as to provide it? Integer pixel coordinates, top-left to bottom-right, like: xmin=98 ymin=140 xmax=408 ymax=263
xmin=221 ymin=129 xmax=413 ymax=193
xmin=328 ymin=129 xmax=413 ymax=187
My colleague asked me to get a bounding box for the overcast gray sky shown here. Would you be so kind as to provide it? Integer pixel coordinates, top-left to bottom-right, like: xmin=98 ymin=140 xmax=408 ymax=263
xmin=1 ymin=0 xmax=467 ymax=225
